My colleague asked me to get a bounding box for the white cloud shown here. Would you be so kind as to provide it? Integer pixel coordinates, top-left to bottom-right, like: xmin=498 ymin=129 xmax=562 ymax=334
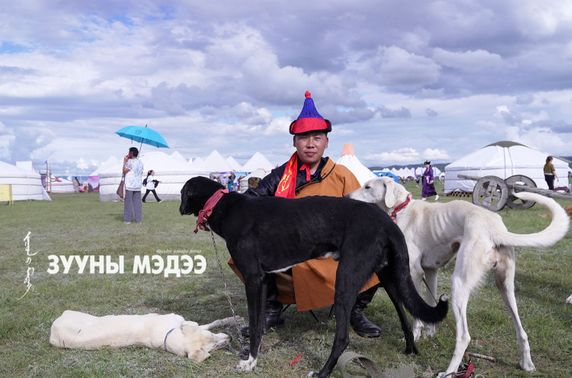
xmin=433 ymin=48 xmax=503 ymax=73
xmin=374 ymin=46 xmax=441 ymax=91
xmin=366 ymin=148 xmax=420 ymax=164
xmin=504 ymin=126 xmax=568 ymax=154
xmin=76 ymin=158 xmax=89 ymax=170
xmin=423 ymin=148 xmax=450 ymax=160
xmin=426 ymin=108 xmax=438 ymax=117
xmin=378 ymin=105 xmax=412 ymax=118
xmin=0 ymin=133 xmax=15 ymax=160
xmin=515 ymin=1 xmax=572 ymax=38
xmin=263 ymin=117 xmax=291 ymax=136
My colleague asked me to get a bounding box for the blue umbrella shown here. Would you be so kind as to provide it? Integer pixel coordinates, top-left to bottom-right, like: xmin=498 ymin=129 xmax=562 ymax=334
xmin=115 ymin=125 xmax=169 ymax=150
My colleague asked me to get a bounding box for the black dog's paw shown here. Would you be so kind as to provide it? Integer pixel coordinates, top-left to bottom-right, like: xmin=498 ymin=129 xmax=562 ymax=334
xmin=239 ymin=345 xmax=250 ymax=360
xmin=404 ymin=344 xmax=419 ymax=355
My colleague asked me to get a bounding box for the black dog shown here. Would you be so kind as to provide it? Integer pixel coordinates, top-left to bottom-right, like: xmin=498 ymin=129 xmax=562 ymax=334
xmin=180 ymin=177 xmax=447 ymax=377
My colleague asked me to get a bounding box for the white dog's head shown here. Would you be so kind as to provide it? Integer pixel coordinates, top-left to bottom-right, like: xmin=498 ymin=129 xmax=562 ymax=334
xmin=349 ymin=177 xmax=410 ymax=212
xmin=170 ymin=321 xmax=231 ymax=362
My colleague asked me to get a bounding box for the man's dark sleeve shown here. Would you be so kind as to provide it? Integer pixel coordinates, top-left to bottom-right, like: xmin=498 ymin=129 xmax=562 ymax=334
xmin=244 ymin=163 xmax=286 ymax=197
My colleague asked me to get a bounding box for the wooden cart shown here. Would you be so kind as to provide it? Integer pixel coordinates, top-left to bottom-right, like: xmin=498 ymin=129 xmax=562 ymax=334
xmin=458 ymin=174 xmax=571 ymax=212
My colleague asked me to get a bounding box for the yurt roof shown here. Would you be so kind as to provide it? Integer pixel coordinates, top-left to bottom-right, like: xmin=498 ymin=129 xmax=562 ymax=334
xmin=447 ymin=141 xmax=569 ymax=170
xmin=170 ymin=151 xmax=188 ymax=163
xmin=0 ymin=160 xmax=39 ymax=178
xmin=336 ymin=144 xmax=376 ymax=185
xmin=189 ymin=157 xmax=206 ymax=172
xmin=226 ymin=156 xmax=243 ymax=171
xmin=91 ymin=156 xmax=120 ymax=176
xmin=140 ymin=151 xmax=191 ymax=172
xmin=242 ymin=152 xmax=274 ymax=172
xmin=485 ymin=140 xmax=525 ymax=148
xmin=203 ymin=150 xmax=233 ymax=172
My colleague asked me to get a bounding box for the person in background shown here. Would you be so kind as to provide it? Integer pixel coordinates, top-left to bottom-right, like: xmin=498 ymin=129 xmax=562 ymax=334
xmin=142 ymin=170 xmax=162 ymax=203
xmin=122 ymin=147 xmax=144 ymax=223
xmin=543 ymin=155 xmax=558 ymax=190
xmin=227 ymin=173 xmax=236 ymax=192
xmin=235 ymin=91 xmax=381 ymax=338
xmin=421 ymin=160 xmax=439 ymax=201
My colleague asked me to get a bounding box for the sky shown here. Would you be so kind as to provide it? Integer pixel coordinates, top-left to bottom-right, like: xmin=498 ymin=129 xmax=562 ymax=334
xmin=1 ymin=0 xmax=572 ymax=174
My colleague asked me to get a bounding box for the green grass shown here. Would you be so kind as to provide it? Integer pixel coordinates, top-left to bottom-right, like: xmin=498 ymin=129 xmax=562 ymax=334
xmin=0 ymin=183 xmax=571 ymax=377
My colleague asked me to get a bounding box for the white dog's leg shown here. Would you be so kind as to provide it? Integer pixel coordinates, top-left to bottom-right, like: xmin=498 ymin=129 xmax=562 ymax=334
xmin=236 ymin=354 xmax=257 ymax=372
xmin=494 ymin=250 xmax=535 ymax=372
xmin=442 ymin=244 xmax=486 ymax=377
xmin=443 ymin=276 xmax=472 ymax=376
xmin=567 ymin=294 xmax=572 ymax=304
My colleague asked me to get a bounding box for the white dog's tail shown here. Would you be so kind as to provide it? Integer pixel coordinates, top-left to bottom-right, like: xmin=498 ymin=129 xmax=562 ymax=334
xmin=495 ymin=192 xmax=569 ymax=248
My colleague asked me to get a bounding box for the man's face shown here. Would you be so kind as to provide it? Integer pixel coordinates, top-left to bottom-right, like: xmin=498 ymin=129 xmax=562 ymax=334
xmin=293 ymin=132 xmax=329 ymax=166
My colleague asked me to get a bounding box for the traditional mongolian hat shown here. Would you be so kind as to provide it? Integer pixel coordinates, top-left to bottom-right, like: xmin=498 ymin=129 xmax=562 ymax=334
xmin=289 ymin=91 xmax=332 ymax=135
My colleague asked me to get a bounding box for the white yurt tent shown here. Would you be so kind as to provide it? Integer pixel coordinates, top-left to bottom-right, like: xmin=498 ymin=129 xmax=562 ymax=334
xmin=188 ymin=157 xmax=208 ymax=175
xmin=50 ymin=176 xmax=76 ymax=193
xmin=98 ymin=151 xmax=197 ymax=201
xmin=226 ymin=156 xmax=243 ymax=171
xmin=0 ymin=161 xmax=51 ymax=201
xmin=202 ymin=150 xmax=233 ymax=173
xmin=444 ymin=141 xmax=571 ymax=193
xmin=170 ymin=151 xmax=188 ymax=164
xmin=241 ymin=152 xmax=274 ymax=172
xmin=90 ymin=156 xmax=120 ymax=176
xmin=336 ymin=144 xmax=376 ymax=185
xmin=402 ymin=167 xmax=415 ymax=179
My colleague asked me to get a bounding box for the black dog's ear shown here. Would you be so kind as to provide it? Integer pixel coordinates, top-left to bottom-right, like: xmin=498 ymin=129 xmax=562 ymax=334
xmin=181 ymin=179 xmax=196 ymax=196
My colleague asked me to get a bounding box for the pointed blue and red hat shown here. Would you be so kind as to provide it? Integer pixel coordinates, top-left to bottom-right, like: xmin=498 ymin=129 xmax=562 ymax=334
xmin=289 ymin=91 xmax=332 ymax=135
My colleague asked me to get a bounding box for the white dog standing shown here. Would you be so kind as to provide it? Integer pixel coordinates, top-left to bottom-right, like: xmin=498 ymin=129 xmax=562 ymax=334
xmin=50 ymin=310 xmax=239 ymax=362
xmin=349 ymin=177 xmax=569 ymax=377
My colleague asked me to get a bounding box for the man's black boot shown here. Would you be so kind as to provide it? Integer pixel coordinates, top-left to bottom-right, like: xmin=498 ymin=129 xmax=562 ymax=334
xmin=240 ymin=300 xmax=284 ymax=338
xmin=350 ymin=286 xmax=381 ymax=338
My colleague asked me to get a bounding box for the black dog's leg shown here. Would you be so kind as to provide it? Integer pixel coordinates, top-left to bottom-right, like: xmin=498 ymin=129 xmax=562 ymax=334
xmin=316 ymin=270 xmax=361 ymax=377
xmin=379 ymin=272 xmax=418 ymax=354
xmin=237 ymin=273 xmax=267 ymax=372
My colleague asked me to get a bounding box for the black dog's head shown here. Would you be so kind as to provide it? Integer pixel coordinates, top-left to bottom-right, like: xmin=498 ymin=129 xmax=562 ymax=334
xmin=180 ymin=177 xmax=225 ymax=216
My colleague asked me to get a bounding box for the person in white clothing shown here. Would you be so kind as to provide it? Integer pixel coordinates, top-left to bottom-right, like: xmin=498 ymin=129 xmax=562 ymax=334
xmin=123 ymin=147 xmax=144 ymax=223
xmin=142 ymin=170 xmax=162 ymax=203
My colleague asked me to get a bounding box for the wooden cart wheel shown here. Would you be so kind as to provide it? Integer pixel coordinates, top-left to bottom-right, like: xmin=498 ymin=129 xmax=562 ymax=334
xmin=472 ymin=175 xmax=509 ymax=212
xmin=505 ymin=175 xmax=537 ymax=209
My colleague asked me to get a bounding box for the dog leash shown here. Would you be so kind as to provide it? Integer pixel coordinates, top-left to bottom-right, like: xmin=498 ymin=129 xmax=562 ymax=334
xmin=336 ymin=351 xmax=382 ymax=377
xmin=209 ymin=229 xmax=248 ymax=356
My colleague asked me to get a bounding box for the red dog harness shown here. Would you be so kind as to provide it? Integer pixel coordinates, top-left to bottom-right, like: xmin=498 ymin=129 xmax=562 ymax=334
xmin=194 ymin=188 xmax=228 ymax=233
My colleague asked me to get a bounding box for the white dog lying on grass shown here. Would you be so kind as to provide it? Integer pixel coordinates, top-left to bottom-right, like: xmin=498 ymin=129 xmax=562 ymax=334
xmin=50 ymin=310 xmax=241 ymax=362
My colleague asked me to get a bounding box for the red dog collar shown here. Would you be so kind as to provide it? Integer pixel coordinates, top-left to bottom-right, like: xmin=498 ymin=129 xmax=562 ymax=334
xmin=390 ymin=193 xmax=412 ymax=222
xmin=194 ymin=189 xmax=228 ymax=233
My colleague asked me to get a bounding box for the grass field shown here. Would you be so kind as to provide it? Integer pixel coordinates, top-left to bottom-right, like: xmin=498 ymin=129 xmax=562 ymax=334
xmin=1 ymin=182 xmax=571 ymax=377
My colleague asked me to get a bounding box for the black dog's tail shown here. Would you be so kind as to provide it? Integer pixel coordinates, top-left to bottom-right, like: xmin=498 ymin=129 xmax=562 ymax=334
xmin=384 ymin=231 xmax=448 ymax=324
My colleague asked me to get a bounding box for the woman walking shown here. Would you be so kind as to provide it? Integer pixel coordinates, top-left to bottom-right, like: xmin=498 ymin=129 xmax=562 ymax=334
xmin=421 ymin=160 xmax=439 ymax=201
